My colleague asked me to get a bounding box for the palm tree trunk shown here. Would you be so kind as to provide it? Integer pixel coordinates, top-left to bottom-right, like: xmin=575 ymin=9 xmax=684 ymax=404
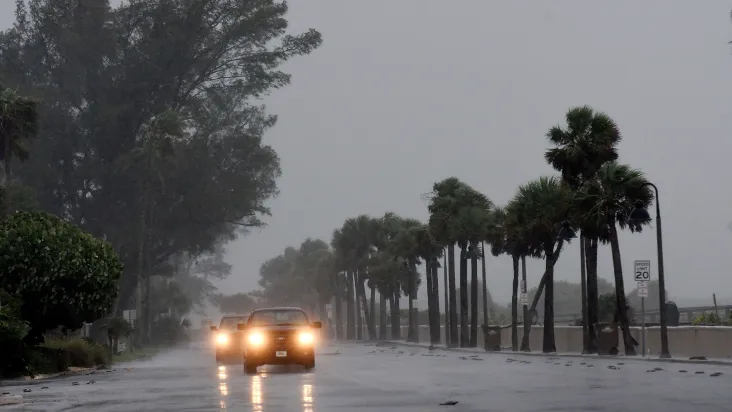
xmin=425 ymin=259 xmax=436 ymax=344
xmin=511 ymin=254 xmax=519 ymax=351
xmin=431 ymin=259 xmax=441 ymax=345
xmin=580 ymin=232 xmax=589 ymax=354
xmin=459 ymin=247 xmax=469 ymax=347
xmin=608 ymin=222 xmax=636 ymax=355
xmin=335 ymin=273 xmax=343 ymax=340
xmin=469 ymin=253 xmax=478 ymax=347
xmin=480 ymin=242 xmax=489 ymax=335
xmin=392 ymin=291 xmax=401 ymax=340
xmin=379 ymin=291 xmax=387 ymax=340
xmin=369 ymin=285 xmax=376 ymax=335
xmin=346 ymin=271 xmax=355 ymax=340
xmin=542 ymin=247 xmax=557 ymax=353
xmin=520 ymin=255 xmax=531 ymax=352
xmin=356 ymin=292 xmax=363 ymax=340
xmin=354 ymin=272 xmax=375 ymax=340
xmin=447 ymin=245 xmax=458 ymax=347
xmin=443 ymin=252 xmax=449 ymax=346
xmin=407 ymin=263 xmax=418 ymax=342
xmin=586 ymin=237 xmax=599 ymax=353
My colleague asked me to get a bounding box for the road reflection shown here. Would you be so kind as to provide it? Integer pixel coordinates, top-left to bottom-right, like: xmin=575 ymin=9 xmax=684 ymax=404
xmin=251 ymin=374 xmax=263 ymax=411
xmin=302 ymin=383 xmax=313 ymax=412
xmin=218 ymin=365 xmax=228 ymax=409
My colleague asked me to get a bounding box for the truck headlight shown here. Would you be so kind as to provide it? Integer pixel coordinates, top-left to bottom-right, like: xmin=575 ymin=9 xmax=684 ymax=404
xmin=298 ymin=332 xmax=314 ymax=345
xmin=248 ymin=332 xmax=265 ymax=346
xmin=216 ymin=333 xmax=229 ymax=346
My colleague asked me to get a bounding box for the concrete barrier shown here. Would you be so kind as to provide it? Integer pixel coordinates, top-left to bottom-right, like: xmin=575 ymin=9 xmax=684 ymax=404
xmin=354 ymin=324 xmax=732 ymax=359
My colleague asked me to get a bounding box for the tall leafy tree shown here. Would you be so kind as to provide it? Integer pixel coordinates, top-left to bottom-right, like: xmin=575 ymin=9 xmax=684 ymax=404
xmin=0 ymin=0 xmax=322 ymax=320
xmin=544 ymin=105 xmax=621 ymax=353
xmin=0 ymin=85 xmax=38 ymax=214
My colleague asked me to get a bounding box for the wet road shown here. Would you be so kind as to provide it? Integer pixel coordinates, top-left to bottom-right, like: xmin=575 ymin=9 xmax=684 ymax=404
xmin=3 ymin=343 xmax=732 ymax=411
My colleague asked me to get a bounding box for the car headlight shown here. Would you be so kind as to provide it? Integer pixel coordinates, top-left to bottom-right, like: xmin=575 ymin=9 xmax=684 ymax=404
xmin=248 ymin=332 xmax=265 ymax=346
xmin=298 ymin=332 xmax=314 ymax=345
xmin=216 ymin=333 xmax=229 ymax=345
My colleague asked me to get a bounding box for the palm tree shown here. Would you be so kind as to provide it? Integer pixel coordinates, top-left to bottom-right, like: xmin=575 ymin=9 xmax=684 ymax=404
xmin=508 ymin=176 xmax=574 ymax=353
xmin=415 ymin=224 xmax=443 ymax=345
xmin=390 ymin=217 xmax=422 ymax=342
xmin=544 ymin=105 xmax=621 ymax=353
xmin=454 ymin=204 xmax=493 ymax=347
xmin=347 ymin=215 xmax=379 ymax=340
xmin=575 ymin=162 xmax=652 ymax=355
xmin=427 ymin=178 xmax=462 ymax=346
xmin=0 ymin=86 xmax=39 ymax=213
xmin=428 ymin=177 xmax=492 ymax=348
xmin=486 ymin=206 xmax=536 ymax=351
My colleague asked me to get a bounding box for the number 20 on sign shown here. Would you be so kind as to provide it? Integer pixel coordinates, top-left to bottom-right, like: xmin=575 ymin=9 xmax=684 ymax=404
xmin=634 ymin=260 xmax=651 ymax=282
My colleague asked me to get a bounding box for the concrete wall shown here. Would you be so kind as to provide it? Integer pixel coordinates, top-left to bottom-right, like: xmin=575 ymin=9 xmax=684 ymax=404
xmin=352 ymin=325 xmax=732 ymax=359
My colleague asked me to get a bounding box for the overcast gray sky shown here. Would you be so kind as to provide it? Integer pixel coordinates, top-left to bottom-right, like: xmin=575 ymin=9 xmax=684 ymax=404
xmin=3 ymin=1 xmax=732 ymax=309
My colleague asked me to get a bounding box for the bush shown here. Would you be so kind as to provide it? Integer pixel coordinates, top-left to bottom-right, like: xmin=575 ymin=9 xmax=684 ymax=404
xmin=0 ymin=291 xmax=30 ymax=378
xmin=0 ymin=211 xmax=124 ymax=343
xmin=42 ymin=337 xmax=111 ymax=368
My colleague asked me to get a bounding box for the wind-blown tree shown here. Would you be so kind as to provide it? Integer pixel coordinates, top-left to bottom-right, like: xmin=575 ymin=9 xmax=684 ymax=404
xmin=575 ymin=162 xmax=652 ymax=355
xmin=212 ymin=293 xmax=257 ymax=315
xmin=414 ymin=224 xmax=443 ymax=344
xmin=508 ymin=176 xmax=574 ymax=353
xmin=544 ymin=105 xmax=621 ymax=354
xmin=389 ymin=217 xmax=423 ymax=343
xmin=332 ymin=216 xmax=378 ymax=340
xmin=485 ymin=206 xmax=536 ymax=351
xmin=1 ymin=0 xmax=322 ymax=326
xmin=427 ymin=178 xmax=461 ymax=346
xmin=0 ymin=86 xmax=37 ymax=189
xmin=120 ymin=109 xmax=183 ymax=345
xmin=256 ymin=247 xmax=301 ymax=307
xmin=0 ymin=86 xmax=38 ymax=216
xmin=454 ymin=203 xmax=494 ymax=347
xmin=428 ymin=177 xmax=492 ymax=348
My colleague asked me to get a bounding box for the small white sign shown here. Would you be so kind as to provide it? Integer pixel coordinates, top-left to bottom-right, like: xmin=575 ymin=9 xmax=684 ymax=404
xmin=520 ymin=293 xmax=528 ymax=306
xmin=325 ymin=304 xmax=333 ymax=320
xmin=634 ymin=260 xmax=651 ymax=282
xmin=637 ymin=284 xmax=648 ymax=298
xmin=411 ymin=299 xmax=418 ymax=308
xmin=520 ymin=279 xmax=526 ymax=293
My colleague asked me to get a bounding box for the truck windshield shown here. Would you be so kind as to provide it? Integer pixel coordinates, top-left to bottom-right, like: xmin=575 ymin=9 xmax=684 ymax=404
xmin=249 ymin=310 xmax=308 ymax=326
xmin=219 ymin=316 xmax=247 ymax=330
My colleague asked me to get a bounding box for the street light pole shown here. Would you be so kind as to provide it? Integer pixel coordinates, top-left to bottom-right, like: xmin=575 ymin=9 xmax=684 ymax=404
xmin=640 ymin=182 xmax=671 ymax=359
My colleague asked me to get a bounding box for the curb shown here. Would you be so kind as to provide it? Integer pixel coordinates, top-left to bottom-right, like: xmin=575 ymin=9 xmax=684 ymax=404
xmin=0 ymin=367 xmax=99 ymax=387
xmin=384 ymin=341 xmax=732 ymax=367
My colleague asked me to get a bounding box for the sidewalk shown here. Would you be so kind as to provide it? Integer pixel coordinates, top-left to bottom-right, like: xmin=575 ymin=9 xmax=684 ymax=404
xmin=385 ymin=340 xmax=732 ymax=367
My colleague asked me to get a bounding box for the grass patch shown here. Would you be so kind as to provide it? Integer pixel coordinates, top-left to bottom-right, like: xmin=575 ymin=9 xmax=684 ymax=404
xmin=112 ymin=347 xmax=159 ymax=363
xmin=42 ymin=337 xmax=111 ymax=368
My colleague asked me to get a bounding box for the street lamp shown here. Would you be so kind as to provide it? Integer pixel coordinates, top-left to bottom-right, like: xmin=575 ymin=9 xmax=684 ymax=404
xmin=629 ymin=182 xmax=671 ymax=359
xmin=557 ymin=220 xmax=576 ymax=242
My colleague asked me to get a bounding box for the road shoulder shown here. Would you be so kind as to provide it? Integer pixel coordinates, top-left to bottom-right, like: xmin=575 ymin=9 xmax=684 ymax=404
xmin=384 ymin=340 xmax=732 ymax=367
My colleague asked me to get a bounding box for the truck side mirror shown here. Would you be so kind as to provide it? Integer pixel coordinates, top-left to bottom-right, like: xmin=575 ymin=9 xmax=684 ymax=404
xmin=236 ymin=323 xmax=247 ymax=331
xmin=210 ymin=325 xmax=217 ymax=331
xmin=311 ymin=321 xmax=322 ymax=329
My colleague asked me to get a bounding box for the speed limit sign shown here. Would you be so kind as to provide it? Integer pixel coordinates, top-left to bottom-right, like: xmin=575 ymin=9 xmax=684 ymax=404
xmin=634 ymin=260 xmax=651 ymax=282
